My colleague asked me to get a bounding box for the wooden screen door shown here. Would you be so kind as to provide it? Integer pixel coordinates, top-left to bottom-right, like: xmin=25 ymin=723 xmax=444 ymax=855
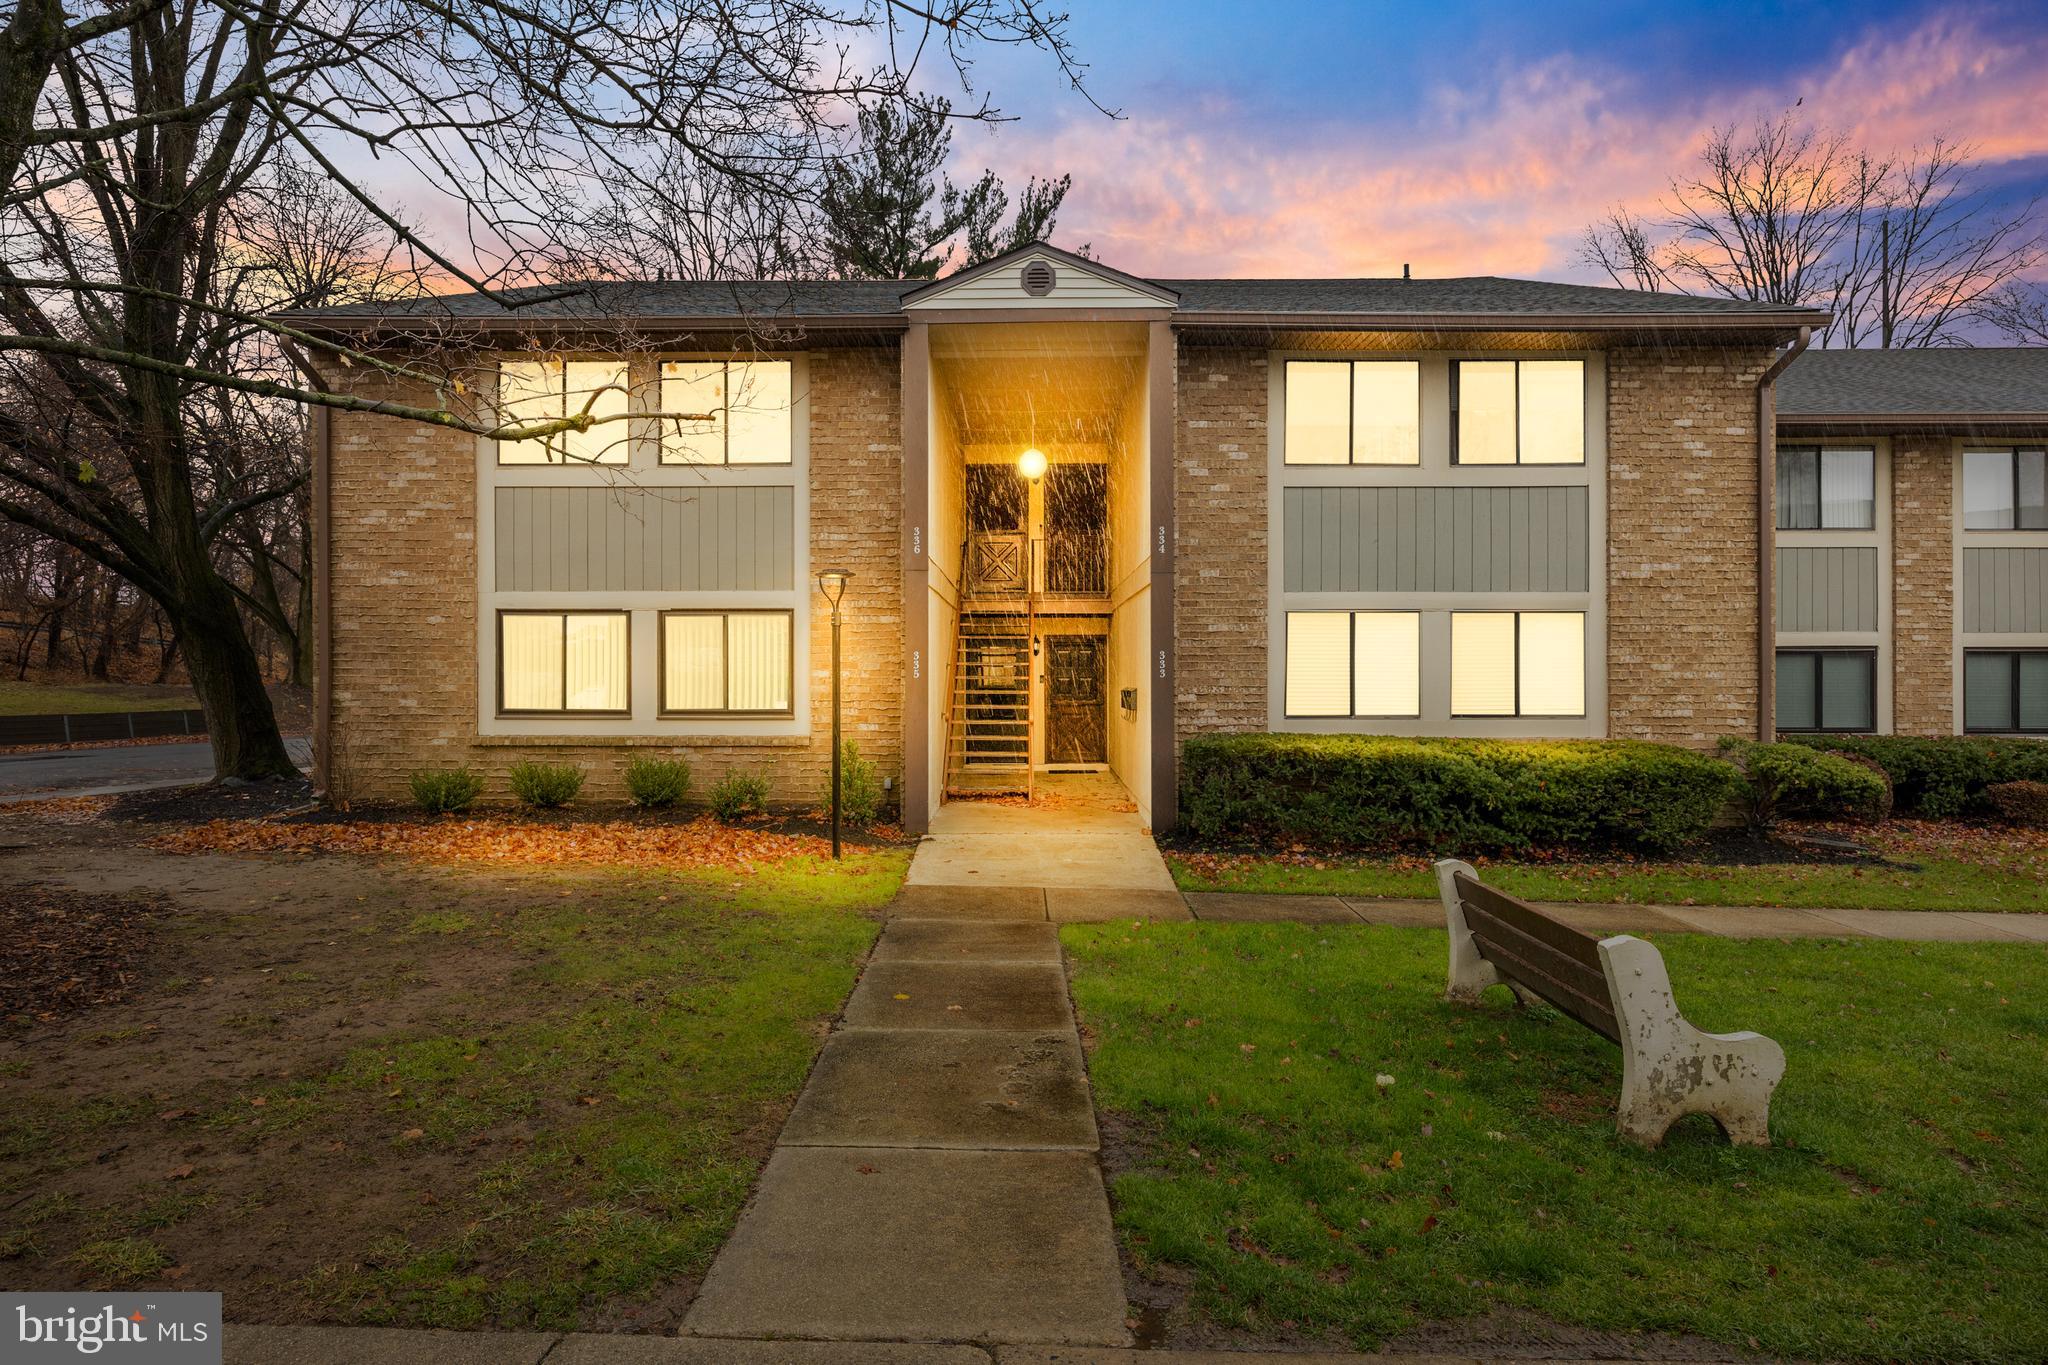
xmin=1045 ymin=636 xmax=1107 ymax=763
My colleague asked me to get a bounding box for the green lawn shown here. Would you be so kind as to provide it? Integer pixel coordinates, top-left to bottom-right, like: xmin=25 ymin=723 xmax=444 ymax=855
xmin=2 ymin=849 xmax=907 ymax=1328
xmin=1066 ymin=921 xmax=2047 ymax=1362
xmin=0 ymin=678 xmax=196 ymax=716
xmin=1169 ymin=824 xmax=2048 ymax=913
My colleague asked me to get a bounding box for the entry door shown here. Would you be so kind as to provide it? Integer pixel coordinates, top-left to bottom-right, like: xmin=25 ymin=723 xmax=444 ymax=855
xmin=1045 ymin=636 xmax=1107 ymax=763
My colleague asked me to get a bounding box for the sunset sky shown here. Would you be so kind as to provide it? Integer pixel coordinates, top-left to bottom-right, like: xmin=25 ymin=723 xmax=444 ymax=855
xmin=944 ymin=0 xmax=2048 ymax=283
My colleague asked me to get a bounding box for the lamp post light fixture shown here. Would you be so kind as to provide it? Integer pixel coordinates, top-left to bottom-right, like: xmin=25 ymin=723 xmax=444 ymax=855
xmin=816 ymin=569 xmax=853 ymax=859
xmin=1017 ymin=446 xmax=1048 ymax=482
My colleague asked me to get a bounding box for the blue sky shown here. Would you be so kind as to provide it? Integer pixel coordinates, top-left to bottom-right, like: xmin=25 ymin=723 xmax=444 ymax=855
xmin=938 ymin=0 xmax=2048 ymax=281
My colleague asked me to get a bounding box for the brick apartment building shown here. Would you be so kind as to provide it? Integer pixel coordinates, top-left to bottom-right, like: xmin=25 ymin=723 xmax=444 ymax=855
xmin=290 ymin=243 xmax=2048 ymax=833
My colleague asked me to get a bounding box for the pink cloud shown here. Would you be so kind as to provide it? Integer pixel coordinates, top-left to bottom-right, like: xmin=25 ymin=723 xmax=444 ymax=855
xmin=984 ymin=7 xmax=2048 ymax=281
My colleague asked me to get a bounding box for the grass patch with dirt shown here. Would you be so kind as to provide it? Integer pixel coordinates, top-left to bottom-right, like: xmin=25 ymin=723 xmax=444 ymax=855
xmin=0 ymin=679 xmax=197 ymax=716
xmin=1064 ymin=920 xmax=2047 ymax=1362
xmin=0 ymin=843 xmax=907 ymax=1331
xmin=1169 ymin=819 xmax=2048 ymax=913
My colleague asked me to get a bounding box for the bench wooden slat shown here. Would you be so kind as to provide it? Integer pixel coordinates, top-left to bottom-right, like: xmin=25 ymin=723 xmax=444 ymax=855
xmin=1454 ymin=874 xmax=1602 ymax=971
xmin=1461 ymin=901 xmax=1621 ymax=1042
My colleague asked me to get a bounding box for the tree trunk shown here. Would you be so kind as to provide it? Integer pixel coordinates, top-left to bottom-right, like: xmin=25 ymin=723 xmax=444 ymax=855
xmin=290 ymin=519 xmax=315 ymax=688
xmin=170 ymin=552 xmax=298 ymax=781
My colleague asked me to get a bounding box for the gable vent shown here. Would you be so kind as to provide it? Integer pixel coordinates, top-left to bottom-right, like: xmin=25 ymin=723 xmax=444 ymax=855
xmin=1019 ymin=259 xmax=1057 ymax=297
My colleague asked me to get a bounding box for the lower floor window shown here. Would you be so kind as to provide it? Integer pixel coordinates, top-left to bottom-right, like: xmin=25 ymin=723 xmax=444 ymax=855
xmin=662 ymin=611 xmax=794 ymax=715
xmin=1284 ymin=611 xmax=1420 ymax=717
xmin=1450 ymin=611 xmax=1585 ymax=718
xmin=1775 ymin=649 xmax=1875 ymax=732
xmin=499 ymin=612 xmax=630 ymax=713
xmin=1964 ymin=650 xmax=2048 ymax=733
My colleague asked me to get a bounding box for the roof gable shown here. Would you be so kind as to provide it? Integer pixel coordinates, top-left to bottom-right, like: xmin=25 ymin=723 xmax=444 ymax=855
xmin=902 ymin=242 xmax=1178 ymax=312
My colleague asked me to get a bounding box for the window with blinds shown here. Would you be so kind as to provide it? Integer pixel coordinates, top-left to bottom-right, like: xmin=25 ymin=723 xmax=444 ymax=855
xmin=1451 ymin=611 xmax=1586 ymax=717
xmin=660 ymin=360 xmax=794 ymax=465
xmin=1283 ymin=611 xmax=1421 ymax=718
xmin=1282 ymin=360 xmax=1420 ymax=466
xmin=498 ymin=360 xmax=631 ymax=465
xmin=1776 ymin=447 xmax=1875 ymax=530
xmin=661 ymin=611 xmax=794 ymax=715
xmin=1775 ymin=649 xmax=1875 ymax=732
xmin=498 ymin=612 xmax=630 ymax=713
xmin=1963 ymin=651 xmax=2048 ymax=734
xmin=1451 ymin=359 xmax=1584 ymax=465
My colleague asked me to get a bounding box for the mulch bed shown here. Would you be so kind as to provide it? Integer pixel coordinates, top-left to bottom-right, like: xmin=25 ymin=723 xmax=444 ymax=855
xmin=145 ymin=808 xmax=905 ymax=871
xmin=99 ymin=776 xmax=316 ymax=825
xmin=0 ymin=883 xmax=165 ymax=1022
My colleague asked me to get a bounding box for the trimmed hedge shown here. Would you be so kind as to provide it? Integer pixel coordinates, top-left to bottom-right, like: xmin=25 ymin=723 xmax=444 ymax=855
xmin=1721 ymin=739 xmax=1891 ymax=829
xmin=1783 ymin=734 xmax=2048 ymax=817
xmin=821 ymin=740 xmax=884 ymax=827
xmin=508 ymin=760 xmax=584 ymax=809
xmin=624 ymin=756 xmax=691 ymax=808
xmin=409 ymin=766 xmax=483 ymax=814
xmin=1180 ymin=735 xmax=1741 ymax=853
xmin=1986 ymin=780 xmax=2048 ymax=828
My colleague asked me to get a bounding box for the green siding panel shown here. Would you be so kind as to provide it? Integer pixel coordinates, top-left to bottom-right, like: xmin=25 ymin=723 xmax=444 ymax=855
xmin=1282 ymin=485 xmax=1589 ymax=593
xmin=494 ymin=485 xmax=796 ymax=592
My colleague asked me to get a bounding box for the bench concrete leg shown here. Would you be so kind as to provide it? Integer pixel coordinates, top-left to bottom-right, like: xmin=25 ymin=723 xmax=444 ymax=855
xmin=1435 ymin=859 xmax=1503 ymax=1003
xmin=1598 ymin=936 xmax=1786 ymax=1148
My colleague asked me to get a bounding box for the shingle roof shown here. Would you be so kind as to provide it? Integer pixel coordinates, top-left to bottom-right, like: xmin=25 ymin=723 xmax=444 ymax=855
xmin=1161 ymin=276 xmax=1819 ymax=318
xmin=1779 ymin=348 xmax=2048 ymax=418
xmin=287 ymin=271 xmax=1823 ymax=326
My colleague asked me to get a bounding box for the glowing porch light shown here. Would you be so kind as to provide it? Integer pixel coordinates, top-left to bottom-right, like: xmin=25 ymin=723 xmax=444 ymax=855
xmin=1017 ymin=447 xmax=1048 ymax=481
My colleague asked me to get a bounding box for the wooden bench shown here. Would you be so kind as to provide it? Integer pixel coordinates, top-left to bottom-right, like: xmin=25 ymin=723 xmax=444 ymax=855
xmin=1434 ymin=858 xmax=1785 ymax=1147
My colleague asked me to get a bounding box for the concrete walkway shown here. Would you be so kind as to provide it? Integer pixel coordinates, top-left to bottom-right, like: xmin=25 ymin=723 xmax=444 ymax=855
xmin=908 ymin=774 xmax=1177 ymax=892
xmin=685 ymin=899 xmax=1129 ymax=1345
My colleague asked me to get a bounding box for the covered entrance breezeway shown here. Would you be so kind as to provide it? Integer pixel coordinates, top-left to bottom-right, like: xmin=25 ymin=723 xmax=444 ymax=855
xmin=900 ymin=264 xmax=1176 ymax=836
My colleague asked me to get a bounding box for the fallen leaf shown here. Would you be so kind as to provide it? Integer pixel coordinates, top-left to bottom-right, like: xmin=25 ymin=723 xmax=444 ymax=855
xmin=166 ymin=1165 xmax=194 ymax=1180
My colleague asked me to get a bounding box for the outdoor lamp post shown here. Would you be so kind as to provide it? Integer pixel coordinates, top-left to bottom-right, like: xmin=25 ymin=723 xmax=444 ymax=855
xmin=817 ymin=568 xmax=853 ymax=858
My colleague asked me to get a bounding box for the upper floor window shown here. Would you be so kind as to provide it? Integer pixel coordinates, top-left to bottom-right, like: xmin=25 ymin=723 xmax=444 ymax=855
xmin=1283 ymin=361 xmax=1420 ymax=466
xmin=498 ymin=611 xmax=630 ymax=714
xmin=498 ymin=360 xmax=629 ymax=465
xmin=1963 ymin=448 xmax=2048 ymax=530
xmin=661 ymin=360 xmax=794 ymax=465
xmin=1451 ymin=359 xmax=1583 ymax=466
xmin=1777 ymin=447 xmax=1874 ymax=530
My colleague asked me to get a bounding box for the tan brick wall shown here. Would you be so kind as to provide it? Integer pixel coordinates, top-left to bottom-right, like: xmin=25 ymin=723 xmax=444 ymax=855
xmin=1606 ymin=345 xmax=1776 ymax=746
xmin=323 ymin=345 xmax=903 ymax=806
xmin=1173 ymin=345 xmax=1268 ymax=743
xmin=1891 ymin=436 xmax=1955 ymax=735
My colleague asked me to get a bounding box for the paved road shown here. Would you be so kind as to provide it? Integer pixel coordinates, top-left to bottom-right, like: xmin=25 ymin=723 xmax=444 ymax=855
xmin=0 ymin=736 xmax=312 ymax=797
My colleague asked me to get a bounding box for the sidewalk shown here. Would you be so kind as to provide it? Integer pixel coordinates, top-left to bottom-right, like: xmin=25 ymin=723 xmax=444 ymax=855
xmin=888 ymin=885 xmax=2048 ymax=942
xmin=683 ymin=899 xmax=1129 ymax=1345
xmin=224 ymin=1323 xmax=1643 ymax=1364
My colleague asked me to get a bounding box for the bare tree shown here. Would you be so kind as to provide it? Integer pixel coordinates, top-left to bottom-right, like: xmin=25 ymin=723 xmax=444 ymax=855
xmin=1829 ymin=139 xmax=2044 ymax=348
xmin=1580 ymin=108 xmax=2044 ymax=347
xmin=1 ymin=0 xmax=1099 ymax=778
xmin=1982 ymin=283 xmax=2048 ymax=345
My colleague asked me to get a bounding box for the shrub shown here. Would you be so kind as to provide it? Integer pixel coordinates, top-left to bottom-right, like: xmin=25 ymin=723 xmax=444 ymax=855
xmin=408 ymin=766 xmax=483 ymax=814
xmin=1721 ymin=739 xmax=1891 ymax=830
xmin=1985 ymin=780 xmax=2048 ymax=828
xmin=709 ymin=770 xmax=770 ymax=822
xmin=508 ymin=760 xmax=584 ymax=809
xmin=1179 ymin=734 xmax=1740 ymax=853
xmin=1783 ymin=734 xmax=2048 ymax=817
xmin=821 ymin=741 xmax=884 ymax=827
xmin=624 ymin=756 xmax=691 ymax=808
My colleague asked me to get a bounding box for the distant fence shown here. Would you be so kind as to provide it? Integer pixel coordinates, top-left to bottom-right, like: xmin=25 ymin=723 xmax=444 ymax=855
xmin=0 ymin=708 xmax=207 ymax=746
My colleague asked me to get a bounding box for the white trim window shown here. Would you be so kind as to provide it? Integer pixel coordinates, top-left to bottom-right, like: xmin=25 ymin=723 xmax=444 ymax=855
xmin=1777 ymin=446 xmax=1875 ymax=530
xmin=1964 ymin=650 xmax=2048 ymax=734
xmin=1450 ymin=359 xmax=1584 ymax=466
xmin=497 ymin=359 xmax=630 ymax=466
xmin=1450 ymin=611 xmax=1586 ymax=717
xmin=498 ymin=611 xmax=631 ymax=714
xmin=1284 ymin=611 xmax=1421 ymax=718
xmin=1776 ymin=648 xmax=1876 ymax=733
xmin=661 ymin=360 xmax=795 ymax=465
xmin=1962 ymin=448 xmax=2048 ymax=530
xmin=1282 ymin=360 xmax=1420 ymax=466
xmin=660 ymin=610 xmax=795 ymax=716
